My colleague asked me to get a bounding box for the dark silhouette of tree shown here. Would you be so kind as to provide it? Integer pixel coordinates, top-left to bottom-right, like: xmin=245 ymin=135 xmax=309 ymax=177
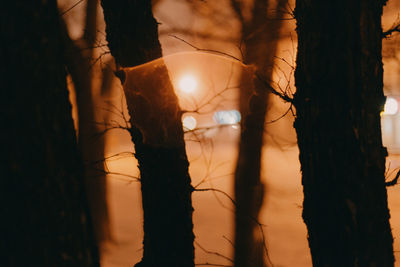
xmin=0 ymin=0 xmax=98 ymax=266
xmin=294 ymin=0 xmax=394 ymax=266
xmin=230 ymin=0 xmax=288 ymax=266
xmin=100 ymin=0 xmax=195 ymax=266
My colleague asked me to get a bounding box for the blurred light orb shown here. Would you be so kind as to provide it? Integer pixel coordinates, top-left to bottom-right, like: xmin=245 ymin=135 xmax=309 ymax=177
xmin=214 ymin=110 xmax=241 ymax=125
xmin=182 ymin=115 xmax=197 ymax=130
xmin=178 ymin=74 xmax=198 ymax=94
xmin=384 ymin=97 xmax=398 ymax=115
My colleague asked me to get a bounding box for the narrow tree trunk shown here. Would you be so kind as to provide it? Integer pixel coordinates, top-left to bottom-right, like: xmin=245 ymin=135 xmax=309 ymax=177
xmin=62 ymin=0 xmax=111 ymax=243
xmin=294 ymin=0 xmax=394 ymax=266
xmin=233 ymin=1 xmax=287 ymax=266
xmin=100 ymin=1 xmax=195 ymax=266
xmin=0 ymin=1 xmax=98 ymax=266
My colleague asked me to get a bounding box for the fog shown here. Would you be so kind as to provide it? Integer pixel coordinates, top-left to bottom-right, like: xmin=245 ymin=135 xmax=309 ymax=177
xmin=57 ymin=0 xmax=400 ymax=266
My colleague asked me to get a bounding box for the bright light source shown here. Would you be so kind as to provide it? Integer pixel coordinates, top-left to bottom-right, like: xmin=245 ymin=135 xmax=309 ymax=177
xmin=384 ymin=97 xmax=398 ymax=115
xmin=178 ymin=74 xmax=197 ymax=94
xmin=182 ymin=115 xmax=197 ymax=130
xmin=213 ymin=110 xmax=241 ymax=125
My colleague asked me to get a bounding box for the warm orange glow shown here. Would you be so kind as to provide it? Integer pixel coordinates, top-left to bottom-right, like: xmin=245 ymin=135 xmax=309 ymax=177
xmin=384 ymin=97 xmax=398 ymax=115
xmin=182 ymin=115 xmax=197 ymax=130
xmin=178 ymin=74 xmax=198 ymax=94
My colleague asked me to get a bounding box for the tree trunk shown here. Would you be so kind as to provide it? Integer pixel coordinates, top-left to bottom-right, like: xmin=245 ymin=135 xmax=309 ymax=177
xmin=0 ymin=1 xmax=98 ymax=266
xmin=233 ymin=1 xmax=287 ymax=266
xmin=100 ymin=1 xmax=195 ymax=266
xmin=294 ymin=0 xmax=394 ymax=266
xmin=62 ymin=0 xmax=111 ymax=243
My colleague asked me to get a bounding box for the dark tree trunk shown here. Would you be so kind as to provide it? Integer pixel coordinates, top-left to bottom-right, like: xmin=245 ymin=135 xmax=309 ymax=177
xmin=294 ymin=0 xmax=394 ymax=266
xmin=100 ymin=1 xmax=195 ymax=266
xmin=0 ymin=1 xmax=98 ymax=266
xmin=232 ymin=1 xmax=287 ymax=266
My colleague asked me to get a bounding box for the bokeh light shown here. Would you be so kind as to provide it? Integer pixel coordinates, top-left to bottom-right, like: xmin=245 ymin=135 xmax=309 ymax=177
xmin=384 ymin=97 xmax=398 ymax=115
xmin=213 ymin=110 xmax=241 ymax=125
xmin=182 ymin=115 xmax=197 ymax=130
xmin=178 ymin=74 xmax=198 ymax=94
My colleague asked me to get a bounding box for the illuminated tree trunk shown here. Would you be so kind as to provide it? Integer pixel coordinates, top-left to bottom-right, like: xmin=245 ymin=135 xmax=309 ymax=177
xmin=63 ymin=0 xmax=111 ymax=244
xmin=294 ymin=0 xmax=394 ymax=266
xmin=100 ymin=1 xmax=195 ymax=266
xmin=0 ymin=1 xmax=98 ymax=266
xmin=232 ymin=1 xmax=287 ymax=266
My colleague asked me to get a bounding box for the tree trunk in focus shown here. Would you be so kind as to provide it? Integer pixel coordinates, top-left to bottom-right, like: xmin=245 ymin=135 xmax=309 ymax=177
xmin=0 ymin=1 xmax=98 ymax=266
xmin=232 ymin=0 xmax=287 ymax=266
xmin=100 ymin=1 xmax=195 ymax=266
xmin=294 ymin=0 xmax=394 ymax=266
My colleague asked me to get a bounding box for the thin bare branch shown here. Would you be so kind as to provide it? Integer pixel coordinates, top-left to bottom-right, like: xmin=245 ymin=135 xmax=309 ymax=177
xmin=383 ymin=22 xmax=400 ymax=38
xmin=195 ymin=240 xmax=233 ymax=263
xmin=386 ymin=169 xmax=400 ymax=187
xmin=222 ymin=235 xmax=234 ymax=248
xmin=265 ymin=103 xmax=293 ymax=124
xmin=193 ymin=187 xmax=273 ymax=265
xmin=60 ymin=0 xmax=85 ymax=16
xmin=95 ymin=168 xmax=140 ymax=182
xmin=255 ymin=73 xmax=293 ymax=103
xmin=85 ymin=151 xmax=135 ymax=166
xmin=169 ymin=35 xmax=243 ymax=62
xmin=159 ymin=28 xmax=237 ymax=42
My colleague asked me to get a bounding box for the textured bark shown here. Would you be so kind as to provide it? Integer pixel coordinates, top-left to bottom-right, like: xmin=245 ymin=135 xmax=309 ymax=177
xmin=233 ymin=1 xmax=287 ymax=266
xmin=294 ymin=0 xmax=394 ymax=266
xmin=101 ymin=0 xmax=162 ymax=68
xmin=0 ymin=0 xmax=98 ymax=266
xmin=101 ymin=1 xmax=195 ymax=266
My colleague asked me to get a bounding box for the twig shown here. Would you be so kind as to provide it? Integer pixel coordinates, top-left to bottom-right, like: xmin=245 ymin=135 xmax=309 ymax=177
xmin=95 ymin=168 xmax=140 ymax=182
xmin=60 ymin=0 xmax=85 ymax=16
xmin=85 ymin=151 xmax=135 ymax=166
xmin=159 ymin=28 xmax=237 ymax=43
xmin=90 ymin=50 xmax=111 ymax=69
xmin=386 ymin=169 xmax=400 ymax=187
xmin=222 ymin=235 xmax=234 ymax=248
xmin=193 ymin=187 xmax=273 ymax=265
xmin=169 ymin=35 xmax=243 ymax=63
xmin=195 ymin=240 xmax=233 ymax=263
xmin=255 ymin=73 xmax=293 ymax=103
xmin=265 ymin=103 xmax=293 ymax=124
xmin=193 ymin=187 xmax=236 ymax=206
xmin=383 ymin=22 xmax=400 ymax=38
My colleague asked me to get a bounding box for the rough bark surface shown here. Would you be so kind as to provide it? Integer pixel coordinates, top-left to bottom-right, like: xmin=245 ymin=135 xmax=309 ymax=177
xmin=101 ymin=1 xmax=195 ymax=266
xmin=294 ymin=0 xmax=394 ymax=266
xmin=0 ymin=0 xmax=98 ymax=266
xmin=233 ymin=1 xmax=287 ymax=266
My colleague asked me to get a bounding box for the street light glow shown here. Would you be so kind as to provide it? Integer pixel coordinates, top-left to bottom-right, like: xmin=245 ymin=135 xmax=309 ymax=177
xmin=384 ymin=97 xmax=398 ymax=115
xmin=213 ymin=110 xmax=241 ymax=125
xmin=178 ymin=74 xmax=197 ymax=94
xmin=182 ymin=115 xmax=197 ymax=130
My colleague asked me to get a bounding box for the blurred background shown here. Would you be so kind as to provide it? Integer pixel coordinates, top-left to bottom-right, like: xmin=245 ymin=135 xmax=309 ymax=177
xmin=58 ymin=0 xmax=400 ymax=266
